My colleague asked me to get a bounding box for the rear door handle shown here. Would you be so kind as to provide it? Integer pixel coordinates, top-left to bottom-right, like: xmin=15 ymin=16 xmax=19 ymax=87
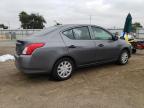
xmin=68 ymin=45 xmax=76 ymax=48
xmin=98 ymin=44 xmax=104 ymax=47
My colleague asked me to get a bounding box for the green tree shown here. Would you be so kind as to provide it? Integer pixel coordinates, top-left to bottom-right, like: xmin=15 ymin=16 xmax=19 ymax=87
xmin=0 ymin=24 xmax=8 ymax=29
xmin=19 ymin=11 xmax=30 ymax=29
xmin=19 ymin=11 xmax=46 ymax=29
xmin=132 ymin=22 xmax=143 ymax=32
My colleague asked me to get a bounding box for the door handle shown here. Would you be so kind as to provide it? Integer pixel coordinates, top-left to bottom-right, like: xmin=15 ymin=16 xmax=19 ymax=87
xmin=98 ymin=44 xmax=104 ymax=47
xmin=68 ymin=45 xmax=76 ymax=48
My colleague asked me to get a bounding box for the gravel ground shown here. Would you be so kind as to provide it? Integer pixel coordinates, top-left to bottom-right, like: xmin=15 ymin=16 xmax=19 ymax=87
xmin=0 ymin=46 xmax=144 ymax=108
xmin=0 ymin=40 xmax=15 ymax=47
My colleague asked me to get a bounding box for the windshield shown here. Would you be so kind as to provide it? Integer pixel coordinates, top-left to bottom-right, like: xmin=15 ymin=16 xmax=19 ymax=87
xmin=32 ymin=26 xmax=60 ymax=36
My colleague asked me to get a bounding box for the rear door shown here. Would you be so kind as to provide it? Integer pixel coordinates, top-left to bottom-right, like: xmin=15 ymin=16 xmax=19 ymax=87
xmin=61 ymin=26 xmax=96 ymax=66
xmin=90 ymin=26 xmax=120 ymax=61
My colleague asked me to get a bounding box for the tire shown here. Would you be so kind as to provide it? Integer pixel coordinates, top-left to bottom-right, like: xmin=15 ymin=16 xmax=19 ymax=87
xmin=51 ymin=58 xmax=74 ymax=81
xmin=117 ymin=50 xmax=129 ymax=65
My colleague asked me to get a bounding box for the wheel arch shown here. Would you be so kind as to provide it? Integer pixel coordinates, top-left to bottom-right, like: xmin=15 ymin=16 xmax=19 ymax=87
xmin=121 ymin=47 xmax=131 ymax=57
xmin=52 ymin=55 xmax=77 ymax=70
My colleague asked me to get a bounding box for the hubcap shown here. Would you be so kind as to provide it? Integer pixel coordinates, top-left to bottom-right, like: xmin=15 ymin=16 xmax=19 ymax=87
xmin=57 ymin=61 xmax=72 ymax=78
xmin=121 ymin=52 xmax=128 ymax=64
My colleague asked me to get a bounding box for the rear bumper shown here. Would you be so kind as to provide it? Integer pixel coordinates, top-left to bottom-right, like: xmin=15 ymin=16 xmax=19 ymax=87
xmin=14 ymin=54 xmax=51 ymax=74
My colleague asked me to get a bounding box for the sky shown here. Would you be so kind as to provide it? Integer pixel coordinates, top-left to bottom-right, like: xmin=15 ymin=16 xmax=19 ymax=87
xmin=0 ymin=0 xmax=144 ymax=29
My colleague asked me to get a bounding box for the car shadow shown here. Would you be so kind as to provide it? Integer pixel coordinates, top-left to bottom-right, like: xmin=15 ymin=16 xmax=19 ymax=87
xmin=24 ymin=62 xmax=117 ymax=82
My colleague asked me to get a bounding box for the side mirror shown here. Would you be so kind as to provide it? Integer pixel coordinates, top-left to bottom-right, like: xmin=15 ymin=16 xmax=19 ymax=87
xmin=113 ymin=35 xmax=119 ymax=41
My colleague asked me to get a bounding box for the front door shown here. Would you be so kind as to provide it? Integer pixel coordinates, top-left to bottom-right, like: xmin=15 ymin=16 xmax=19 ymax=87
xmin=90 ymin=26 xmax=120 ymax=61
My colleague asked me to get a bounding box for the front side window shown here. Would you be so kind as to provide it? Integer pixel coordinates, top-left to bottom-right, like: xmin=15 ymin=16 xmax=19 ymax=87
xmin=73 ymin=27 xmax=91 ymax=40
xmin=91 ymin=27 xmax=112 ymax=40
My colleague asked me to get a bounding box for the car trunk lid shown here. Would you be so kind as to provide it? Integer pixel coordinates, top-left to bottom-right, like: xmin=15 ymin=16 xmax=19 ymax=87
xmin=16 ymin=40 xmax=28 ymax=55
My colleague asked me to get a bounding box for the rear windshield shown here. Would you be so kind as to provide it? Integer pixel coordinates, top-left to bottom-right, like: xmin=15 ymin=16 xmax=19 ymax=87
xmin=32 ymin=26 xmax=60 ymax=36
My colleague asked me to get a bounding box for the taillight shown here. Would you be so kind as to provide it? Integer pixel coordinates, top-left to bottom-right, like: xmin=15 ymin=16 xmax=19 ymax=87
xmin=22 ymin=43 xmax=45 ymax=55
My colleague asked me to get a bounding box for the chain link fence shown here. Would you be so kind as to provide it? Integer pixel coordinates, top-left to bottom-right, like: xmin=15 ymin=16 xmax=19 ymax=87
xmin=108 ymin=28 xmax=144 ymax=39
xmin=0 ymin=29 xmax=41 ymax=40
xmin=136 ymin=28 xmax=144 ymax=39
xmin=0 ymin=28 xmax=144 ymax=40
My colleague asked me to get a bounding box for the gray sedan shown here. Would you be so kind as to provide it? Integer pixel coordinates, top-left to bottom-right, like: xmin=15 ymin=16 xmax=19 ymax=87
xmin=15 ymin=24 xmax=132 ymax=80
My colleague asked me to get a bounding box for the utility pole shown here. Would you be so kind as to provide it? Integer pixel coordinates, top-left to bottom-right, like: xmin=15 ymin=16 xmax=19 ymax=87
xmin=89 ymin=15 xmax=92 ymax=25
xmin=8 ymin=21 xmax=10 ymax=30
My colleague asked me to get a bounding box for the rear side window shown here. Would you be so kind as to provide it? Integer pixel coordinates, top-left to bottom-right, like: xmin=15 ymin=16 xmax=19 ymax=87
xmin=63 ymin=29 xmax=75 ymax=39
xmin=73 ymin=27 xmax=91 ymax=40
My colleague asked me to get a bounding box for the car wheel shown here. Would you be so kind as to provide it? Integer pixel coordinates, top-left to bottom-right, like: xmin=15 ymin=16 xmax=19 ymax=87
xmin=117 ymin=50 xmax=129 ymax=65
xmin=51 ymin=58 xmax=74 ymax=81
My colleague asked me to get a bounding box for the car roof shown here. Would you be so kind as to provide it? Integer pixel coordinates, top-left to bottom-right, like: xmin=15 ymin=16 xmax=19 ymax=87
xmin=55 ymin=24 xmax=100 ymax=30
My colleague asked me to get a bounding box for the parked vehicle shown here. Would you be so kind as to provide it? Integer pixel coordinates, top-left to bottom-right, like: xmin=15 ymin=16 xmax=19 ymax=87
xmin=136 ymin=40 xmax=144 ymax=49
xmin=15 ymin=24 xmax=132 ymax=80
xmin=123 ymin=35 xmax=144 ymax=53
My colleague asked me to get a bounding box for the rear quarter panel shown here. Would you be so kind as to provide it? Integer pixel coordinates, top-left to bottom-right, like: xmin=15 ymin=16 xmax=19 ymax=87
xmin=28 ymin=32 xmax=68 ymax=73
